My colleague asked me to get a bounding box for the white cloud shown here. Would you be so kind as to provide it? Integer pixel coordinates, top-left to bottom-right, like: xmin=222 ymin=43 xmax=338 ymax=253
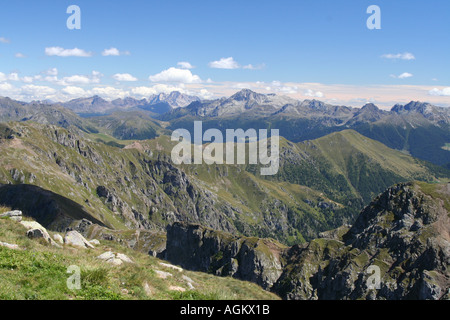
xmin=130 ymin=83 xmax=197 ymax=99
xmin=0 ymin=37 xmax=10 ymax=44
xmin=15 ymin=53 xmax=26 ymax=58
xmin=102 ymin=47 xmax=120 ymax=56
xmin=0 ymin=82 xmax=16 ymax=92
xmin=398 ymin=72 xmax=413 ymax=79
xmin=149 ymin=67 xmax=201 ymax=83
xmin=391 ymin=72 xmax=413 ymax=79
xmin=428 ymin=87 xmax=450 ymax=96
xmin=60 ymin=72 xmax=101 ymax=85
xmin=131 ymin=86 xmax=157 ymax=97
xmin=112 ymin=73 xmax=138 ymax=82
xmin=62 ymin=75 xmax=93 ymax=85
xmin=90 ymin=86 xmax=128 ymax=100
xmin=61 ymin=86 xmax=88 ymax=97
xmin=243 ymin=63 xmax=265 ymax=70
xmin=381 ymin=52 xmax=415 ymax=60
xmin=197 ymin=89 xmax=214 ymax=100
xmin=209 ymin=57 xmax=264 ymax=70
xmin=45 ymin=47 xmax=93 ymax=57
xmin=22 ymin=76 xmax=34 ymax=84
xmin=20 ymin=85 xmax=56 ymax=99
xmin=177 ymin=62 xmax=194 ymax=69
xmin=304 ymin=89 xmax=324 ymax=98
xmin=209 ymin=57 xmax=240 ymax=69
xmin=102 ymin=47 xmax=130 ymax=56
xmin=0 ymin=72 xmax=22 ymax=82
xmin=8 ymin=73 xmax=20 ymax=81
xmin=46 ymin=68 xmax=58 ymax=77
xmin=266 ymin=81 xmax=299 ymax=94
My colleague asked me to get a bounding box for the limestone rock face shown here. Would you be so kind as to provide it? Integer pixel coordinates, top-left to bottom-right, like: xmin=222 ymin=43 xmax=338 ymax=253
xmin=273 ymin=182 xmax=450 ymax=300
xmin=21 ymin=220 xmax=55 ymax=245
xmin=64 ymin=230 xmax=95 ymax=249
xmin=97 ymin=251 xmax=134 ymax=265
xmin=0 ymin=210 xmax=22 ymax=222
xmin=165 ymin=222 xmax=286 ymax=290
xmin=165 ymin=182 xmax=449 ymax=300
xmin=53 ymin=234 xmax=64 ymax=245
xmin=0 ymin=241 xmax=20 ymax=250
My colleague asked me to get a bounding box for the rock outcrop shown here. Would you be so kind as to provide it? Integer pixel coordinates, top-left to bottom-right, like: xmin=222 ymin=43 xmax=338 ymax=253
xmin=273 ymin=182 xmax=450 ymax=300
xmin=0 ymin=210 xmax=22 ymax=222
xmin=97 ymin=251 xmax=134 ymax=266
xmin=165 ymin=222 xmax=287 ymax=290
xmin=20 ymin=220 xmax=57 ymax=246
xmin=164 ymin=182 xmax=450 ymax=300
xmin=64 ymin=230 xmax=95 ymax=249
xmin=0 ymin=241 xmax=20 ymax=250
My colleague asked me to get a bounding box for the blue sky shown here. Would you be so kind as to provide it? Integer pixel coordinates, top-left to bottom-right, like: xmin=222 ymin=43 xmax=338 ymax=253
xmin=0 ymin=0 xmax=449 ymax=107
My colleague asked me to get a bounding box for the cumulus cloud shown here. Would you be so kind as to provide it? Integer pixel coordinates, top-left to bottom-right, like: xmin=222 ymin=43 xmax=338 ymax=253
xmin=390 ymin=72 xmax=413 ymax=79
xmin=61 ymin=86 xmax=87 ymax=96
xmin=149 ymin=67 xmax=201 ymax=83
xmin=209 ymin=57 xmax=240 ymax=69
xmin=8 ymin=73 xmax=20 ymax=81
xmin=304 ymin=89 xmax=324 ymax=98
xmin=177 ymin=62 xmax=194 ymax=69
xmin=59 ymin=71 xmax=102 ymax=85
xmin=22 ymin=76 xmax=34 ymax=84
xmin=381 ymin=52 xmax=415 ymax=60
xmin=428 ymin=87 xmax=450 ymax=96
xmin=0 ymin=37 xmax=10 ymax=44
xmin=209 ymin=57 xmax=264 ymax=70
xmin=130 ymin=86 xmax=157 ymax=97
xmin=112 ymin=73 xmax=138 ymax=82
xmin=46 ymin=68 xmax=58 ymax=77
xmin=197 ymin=89 xmax=214 ymax=100
xmin=15 ymin=53 xmax=26 ymax=58
xmin=90 ymin=86 xmax=128 ymax=99
xmin=243 ymin=63 xmax=265 ymax=70
xmin=102 ymin=47 xmax=130 ymax=56
xmin=0 ymin=72 xmax=21 ymax=82
xmin=0 ymin=82 xmax=16 ymax=92
xmin=131 ymin=84 xmax=183 ymax=98
xmin=45 ymin=47 xmax=93 ymax=57
xmin=21 ymin=84 xmax=56 ymax=96
xmin=129 ymin=84 xmax=212 ymax=100
xmin=265 ymin=81 xmax=299 ymax=94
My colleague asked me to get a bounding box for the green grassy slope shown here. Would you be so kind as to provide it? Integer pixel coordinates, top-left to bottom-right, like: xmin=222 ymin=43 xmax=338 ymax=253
xmin=0 ymin=216 xmax=279 ymax=300
xmin=0 ymin=122 xmax=447 ymax=246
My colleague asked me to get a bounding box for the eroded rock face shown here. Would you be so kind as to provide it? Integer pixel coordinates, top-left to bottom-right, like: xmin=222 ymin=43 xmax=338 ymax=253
xmin=21 ymin=220 xmax=55 ymax=245
xmin=164 ymin=183 xmax=450 ymax=300
xmin=274 ymin=182 xmax=450 ymax=300
xmin=97 ymin=251 xmax=134 ymax=266
xmin=165 ymin=222 xmax=286 ymax=290
xmin=64 ymin=230 xmax=95 ymax=249
xmin=0 ymin=210 xmax=22 ymax=222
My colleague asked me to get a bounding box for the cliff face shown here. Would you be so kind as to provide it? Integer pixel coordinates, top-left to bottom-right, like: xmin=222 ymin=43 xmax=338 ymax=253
xmin=165 ymin=222 xmax=287 ymax=290
xmin=275 ymin=182 xmax=450 ymax=300
xmin=165 ymin=182 xmax=450 ymax=300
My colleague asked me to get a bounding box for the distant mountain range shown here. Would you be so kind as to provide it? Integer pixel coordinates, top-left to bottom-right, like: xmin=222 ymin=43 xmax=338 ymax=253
xmin=1 ymin=89 xmax=449 ymax=166
xmin=60 ymin=91 xmax=200 ymax=115
xmin=161 ymin=89 xmax=450 ymax=166
xmin=0 ymin=89 xmax=449 ymax=300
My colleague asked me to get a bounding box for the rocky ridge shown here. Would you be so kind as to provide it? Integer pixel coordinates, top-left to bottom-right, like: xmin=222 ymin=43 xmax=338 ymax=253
xmin=165 ymin=182 xmax=450 ymax=300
